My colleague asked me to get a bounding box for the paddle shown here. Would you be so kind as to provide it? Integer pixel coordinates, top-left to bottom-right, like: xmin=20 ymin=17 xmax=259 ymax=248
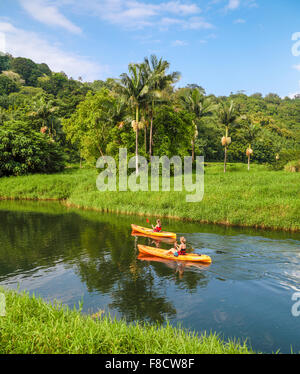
xmin=146 ymin=218 xmax=155 ymax=231
xmin=146 ymin=218 xmax=153 ymax=228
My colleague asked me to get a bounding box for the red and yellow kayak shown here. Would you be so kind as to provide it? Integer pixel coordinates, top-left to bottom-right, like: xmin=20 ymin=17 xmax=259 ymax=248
xmin=131 ymin=224 xmax=176 ymax=239
xmin=138 ymin=244 xmax=212 ymax=264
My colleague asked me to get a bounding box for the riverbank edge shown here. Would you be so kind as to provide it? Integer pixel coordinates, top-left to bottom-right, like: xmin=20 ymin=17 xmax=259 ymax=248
xmin=0 ymin=195 xmax=299 ymax=233
xmin=0 ymin=288 xmax=255 ymax=354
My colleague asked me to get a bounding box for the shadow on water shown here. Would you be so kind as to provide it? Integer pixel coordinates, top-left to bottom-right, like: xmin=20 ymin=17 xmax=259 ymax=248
xmin=0 ymin=200 xmax=299 ymax=353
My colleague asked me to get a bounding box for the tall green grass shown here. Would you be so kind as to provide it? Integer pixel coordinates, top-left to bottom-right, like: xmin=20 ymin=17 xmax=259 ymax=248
xmin=0 ymin=288 xmax=254 ymax=354
xmin=0 ymin=163 xmax=299 ymax=231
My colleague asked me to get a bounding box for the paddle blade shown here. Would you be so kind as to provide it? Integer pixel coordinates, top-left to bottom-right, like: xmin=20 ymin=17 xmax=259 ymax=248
xmin=146 ymin=218 xmax=150 ymax=223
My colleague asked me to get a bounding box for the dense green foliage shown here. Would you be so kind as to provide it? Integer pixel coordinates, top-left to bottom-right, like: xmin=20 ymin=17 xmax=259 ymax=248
xmin=0 ymin=74 xmax=19 ymax=96
xmin=0 ymin=121 xmax=64 ymax=176
xmin=151 ymin=105 xmax=194 ymax=157
xmin=63 ymin=89 xmax=125 ymax=162
xmin=0 ymin=53 xmax=299 ymax=176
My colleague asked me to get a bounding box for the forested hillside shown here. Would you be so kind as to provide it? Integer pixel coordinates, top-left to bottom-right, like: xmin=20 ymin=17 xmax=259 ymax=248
xmin=0 ymin=53 xmax=299 ymax=176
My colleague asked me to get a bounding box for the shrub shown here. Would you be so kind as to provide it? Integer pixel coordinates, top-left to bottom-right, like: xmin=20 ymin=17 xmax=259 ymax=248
xmin=269 ymin=149 xmax=300 ymax=170
xmin=284 ymin=160 xmax=300 ymax=172
xmin=0 ymin=74 xmax=19 ymax=96
xmin=0 ymin=122 xmax=65 ymax=176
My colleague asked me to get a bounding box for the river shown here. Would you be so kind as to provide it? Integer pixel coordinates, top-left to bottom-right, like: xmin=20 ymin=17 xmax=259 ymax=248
xmin=0 ymin=200 xmax=299 ymax=353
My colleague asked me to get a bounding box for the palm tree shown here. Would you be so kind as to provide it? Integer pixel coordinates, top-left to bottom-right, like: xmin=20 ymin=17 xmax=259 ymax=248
xmin=217 ymin=100 xmax=238 ymax=173
xmin=142 ymin=55 xmax=180 ymax=156
xmin=117 ymin=63 xmax=150 ymax=173
xmin=28 ymin=97 xmax=57 ymax=137
xmin=179 ymin=87 xmax=213 ymax=161
xmin=238 ymin=115 xmax=261 ymax=171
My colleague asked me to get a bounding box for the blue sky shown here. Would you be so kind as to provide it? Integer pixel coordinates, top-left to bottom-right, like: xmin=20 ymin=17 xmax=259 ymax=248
xmin=0 ymin=0 xmax=300 ymax=97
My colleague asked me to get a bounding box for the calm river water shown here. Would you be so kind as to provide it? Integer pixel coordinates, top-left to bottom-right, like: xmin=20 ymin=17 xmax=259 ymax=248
xmin=0 ymin=200 xmax=299 ymax=353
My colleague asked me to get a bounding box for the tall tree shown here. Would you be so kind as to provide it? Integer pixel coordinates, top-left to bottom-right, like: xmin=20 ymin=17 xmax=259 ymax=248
xmin=62 ymin=89 xmax=119 ymax=163
xmin=10 ymin=57 xmax=42 ymax=86
xmin=142 ymin=55 xmax=180 ymax=156
xmin=179 ymin=87 xmax=213 ymax=161
xmin=238 ymin=115 xmax=262 ymax=171
xmin=0 ymin=54 xmax=11 ymax=73
xmin=27 ymin=97 xmax=58 ymax=137
xmin=217 ymin=100 xmax=238 ymax=173
xmin=117 ymin=63 xmax=150 ymax=173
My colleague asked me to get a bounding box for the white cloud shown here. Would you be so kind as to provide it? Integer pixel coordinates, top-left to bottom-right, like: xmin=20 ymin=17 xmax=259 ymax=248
xmin=185 ymin=17 xmax=214 ymax=30
xmin=234 ymin=18 xmax=246 ymax=24
xmin=19 ymin=0 xmax=82 ymax=34
xmin=163 ymin=1 xmax=201 ymax=15
xmin=293 ymin=64 xmax=300 ymax=71
xmin=288 ymin=92 xmax=300 ymax=99
xmin=18 ymin=0 xmax=213 ymax=32
xmin=246 ymin=0 xmax=258 ymax=8
xmin=0 ymin=22 xmax=107 ymax=81
xmin=160 ymin=16 xmax=213 ymax=30
xmin=134 ymin=36 xmax=161 ymax=45
xmin=226 ymin=0 xmax=240 ymax=10
xmin=171 ymin=39 xmax=188 ymax=46
xmin=160 ymin=17 xmax=183 ymax=27
xmin=70 ymin=0 xmax=205 ymax=30
xmin=288 ymin=81 xmax=300 ymax=98
xmin=224 ymin=0 xmax=258 ymax=11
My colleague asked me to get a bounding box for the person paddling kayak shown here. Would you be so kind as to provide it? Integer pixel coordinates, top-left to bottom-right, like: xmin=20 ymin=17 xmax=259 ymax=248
xmin=152 ymin=219 xmax=162 ymax=233
xmin=166 ymin=237 xmax=186 ymax=257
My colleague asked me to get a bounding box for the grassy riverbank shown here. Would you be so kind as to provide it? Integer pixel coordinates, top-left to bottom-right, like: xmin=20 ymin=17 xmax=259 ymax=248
xmin=0 ymin=163 xmax=299 ymax=231
xmin=0 ymin=288 xmax=254 ymax=354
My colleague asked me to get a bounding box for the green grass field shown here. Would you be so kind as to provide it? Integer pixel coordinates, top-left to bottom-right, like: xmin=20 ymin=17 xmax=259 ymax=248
xmin=0 ymin=288 xmax=254 ymax=354
xmin=0 ymin=163 xmax=299 ymax=231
